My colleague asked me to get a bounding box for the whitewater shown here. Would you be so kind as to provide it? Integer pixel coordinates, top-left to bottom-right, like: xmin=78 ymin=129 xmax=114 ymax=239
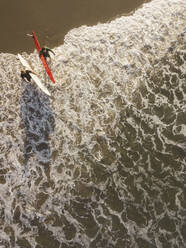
xmin=0 ymin=0 xmax=185 ymax=247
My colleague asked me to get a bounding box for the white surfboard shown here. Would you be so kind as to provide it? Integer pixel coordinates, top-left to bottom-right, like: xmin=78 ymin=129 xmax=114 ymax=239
xmin=18 ymin=53 xmax=51 ymax=96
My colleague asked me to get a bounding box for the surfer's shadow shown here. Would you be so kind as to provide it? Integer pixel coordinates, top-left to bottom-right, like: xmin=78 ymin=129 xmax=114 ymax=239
xmin=20 ymin=82 xmax=55 ymax=166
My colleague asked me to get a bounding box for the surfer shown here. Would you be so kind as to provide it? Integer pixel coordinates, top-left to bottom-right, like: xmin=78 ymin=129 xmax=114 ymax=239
xmin=18 ymin=53 xmax=51 ymax=96
xmin=27 ymin=33 xmax=55 ymax=60
xmin=39 ymin=47 xmax=55 ymax=61
xmin=27 ymin=31 xmax=55 ymax=83
xmin=21 ymin=70 xmax=33 ymax=82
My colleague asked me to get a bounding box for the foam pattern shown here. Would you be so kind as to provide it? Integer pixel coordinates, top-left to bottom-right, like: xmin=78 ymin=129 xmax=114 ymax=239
xmin=0 ymin=0 xmax=185 ymax=247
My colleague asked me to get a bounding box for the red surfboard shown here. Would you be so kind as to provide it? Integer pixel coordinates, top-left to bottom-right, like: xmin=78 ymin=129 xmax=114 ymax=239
xmin=32 ymin=31 xmax=55 ymax=84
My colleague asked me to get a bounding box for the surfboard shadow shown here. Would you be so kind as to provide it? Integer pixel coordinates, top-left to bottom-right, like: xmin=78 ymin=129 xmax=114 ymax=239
xmin=20 ymin=82 xmax=55 ymax=167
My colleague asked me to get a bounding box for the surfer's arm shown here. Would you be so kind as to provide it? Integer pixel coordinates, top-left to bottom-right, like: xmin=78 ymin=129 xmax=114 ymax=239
xmin=47 ymin=48 xmax=55 ymax=55
xmin=27 ymin=70 xmax=36 ymax=75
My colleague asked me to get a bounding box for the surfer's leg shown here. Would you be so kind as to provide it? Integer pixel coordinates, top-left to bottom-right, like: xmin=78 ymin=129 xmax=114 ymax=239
xmin=46 ymin=56 xmax=52 ymax=66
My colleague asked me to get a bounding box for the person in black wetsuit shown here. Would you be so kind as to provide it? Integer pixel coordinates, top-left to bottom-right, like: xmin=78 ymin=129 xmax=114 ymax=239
xmin=39 ymin=47 xmax=55 ymax=61
xmin=26 ymin=33 xmax=55 ymax=61
xmin=21 ymin=70 xmax=32 ymax=82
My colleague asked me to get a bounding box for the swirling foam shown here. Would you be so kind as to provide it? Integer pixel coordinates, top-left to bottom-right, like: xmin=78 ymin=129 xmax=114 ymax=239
xmin=0 ymin=0 xmax=185 ymax=247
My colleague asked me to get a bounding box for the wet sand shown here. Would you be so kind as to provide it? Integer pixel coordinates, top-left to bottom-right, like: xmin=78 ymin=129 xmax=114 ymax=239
xmin=0 ymin=0 xmax=149 ymax=54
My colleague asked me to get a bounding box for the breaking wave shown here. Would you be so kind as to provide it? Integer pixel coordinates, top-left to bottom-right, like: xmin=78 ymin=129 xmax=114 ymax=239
xmin=0 ymin=0 xmax=185 ymax=247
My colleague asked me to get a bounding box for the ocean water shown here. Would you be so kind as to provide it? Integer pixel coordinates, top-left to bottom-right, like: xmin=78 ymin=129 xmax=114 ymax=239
xmin=0 ymin=0 xmax=186 ymax=247
xmin=0 ymin=0 xmax=149 ymax=54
